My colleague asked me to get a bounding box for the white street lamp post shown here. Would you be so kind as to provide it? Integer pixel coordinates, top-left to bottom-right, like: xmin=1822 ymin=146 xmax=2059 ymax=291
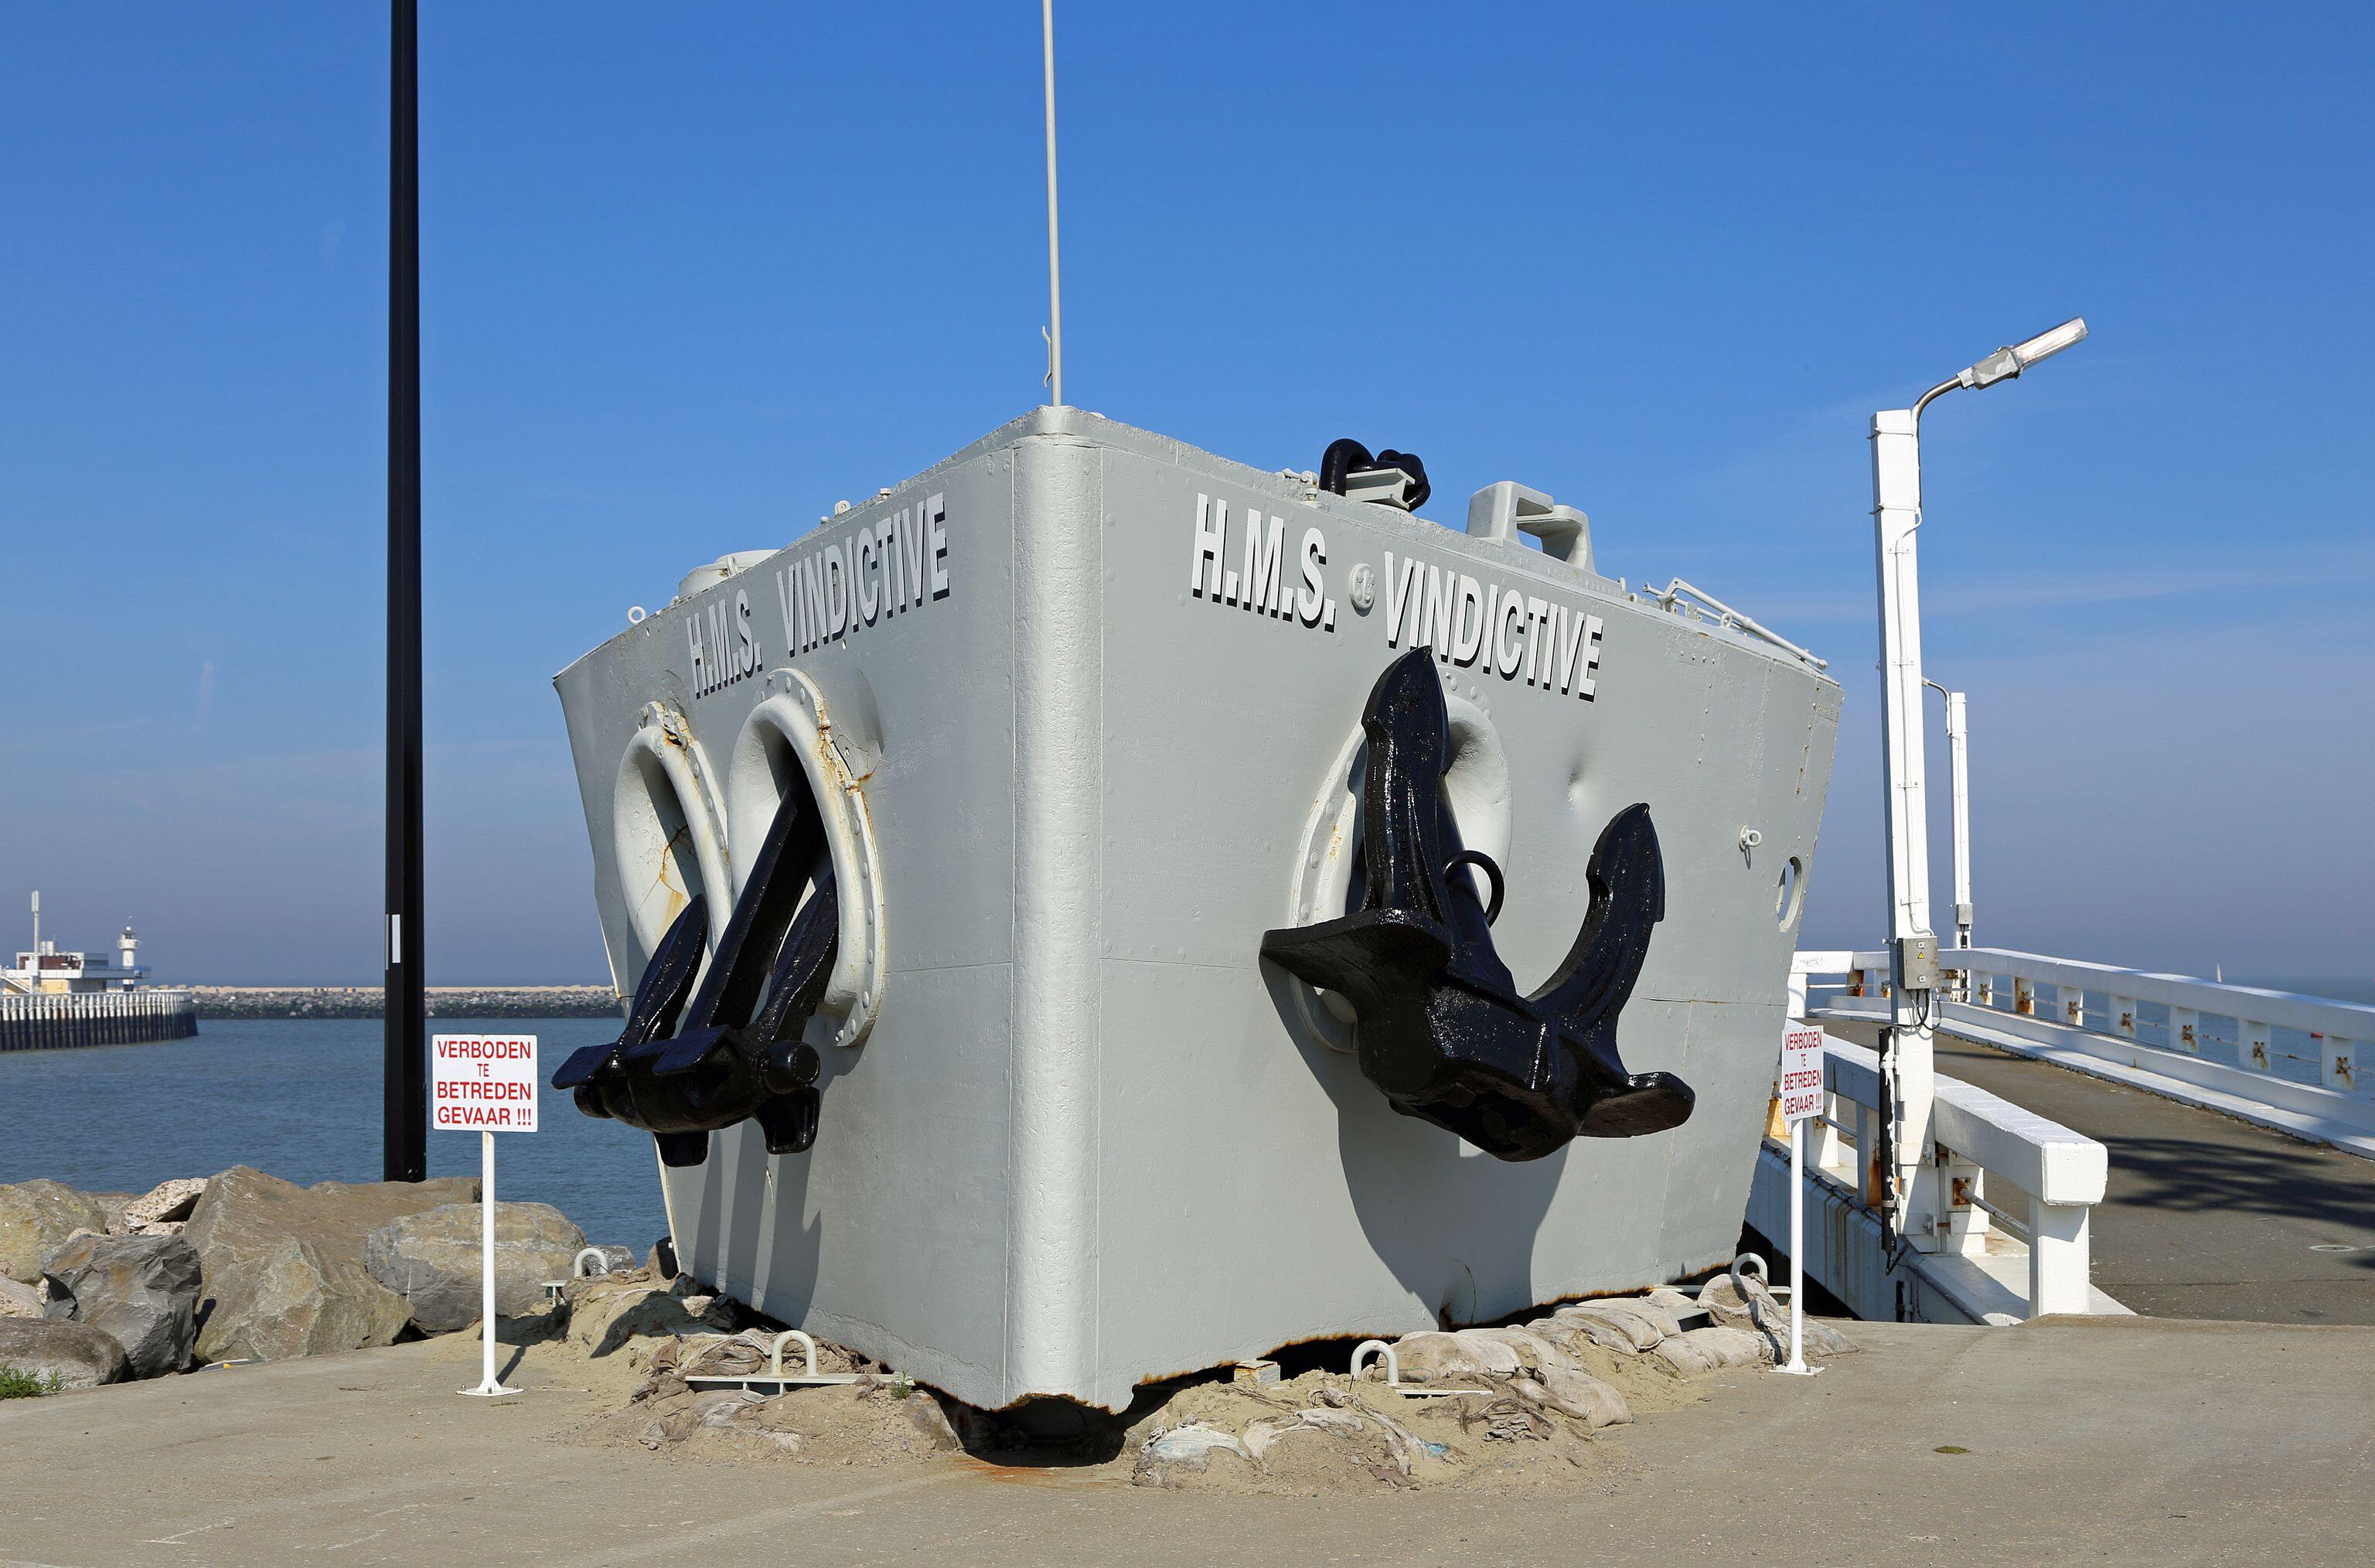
xmin=1927 ymin=680 xmax=1974 ymax=953
xmin=1869 ymin=319 xmax=2084 ymax=1265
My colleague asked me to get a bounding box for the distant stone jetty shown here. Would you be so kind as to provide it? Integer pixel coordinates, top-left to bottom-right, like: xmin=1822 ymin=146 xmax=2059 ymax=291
xmin=190 ymin=986 xmax=620 ymax=1021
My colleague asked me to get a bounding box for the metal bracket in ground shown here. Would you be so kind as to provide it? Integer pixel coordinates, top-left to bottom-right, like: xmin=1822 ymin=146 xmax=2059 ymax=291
xmin=681 ymin=1328 xmax=894 ymax=1393
xmin=1347 ymin=1338 xmax=1467 ymax=1397
xmin=1731 ymin=1250 xmax=1793 ymax=1299
xmin=542 ymin=1246 xmax=618 ymax=1305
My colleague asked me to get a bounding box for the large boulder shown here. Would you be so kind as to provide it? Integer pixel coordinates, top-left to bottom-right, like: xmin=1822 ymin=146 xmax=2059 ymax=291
xmin=1551 ymin=1300 xmax=1668 ymax=1352
xmin=118 ymin=1178 xmax=206 ymax=1233
xmin=1134 ymin=1423 xmax=1258 ymax=1487
xmin=565 ymin=1272 xmax=736 ymax=1357
xmin=1696 ymin=1270 xmax=1773 ymax=1331
xmin=1515 ymin=1365 xmax=1633 ymax=1427
xmin=182 ymin=1166 xmax=475 ymax=1363
xmin=0 ymin=1181 xmax=114 ymax=1284
xmin=1699 ymin=1271 xmax=1856 ymax=1361
xmin=364 ymin=1202 xmax=587 ymax=1334
xmin=42 ymin=1232 xmax=203 ymax=1379
xmin=1462 ymin=1324 xmax=1580 ymax=1373
xmin=240 ymin=1236 xmax=413 ymax=1362
xmin=1540 ymin=1309 xmax=1647 ymax=1356
xmin=1378 ymin=1330 xmax=1503 ymax=1386
xmin=612 ymin=1375 xmax=963 ymax=1467
xmin=1655 ymin=1325 xmax=1766 ymax=1375
xmin=88 ymin=1194 xmax=138 ymax=1232
xmin=0 ymin=1316 xmax=127 ymax=1391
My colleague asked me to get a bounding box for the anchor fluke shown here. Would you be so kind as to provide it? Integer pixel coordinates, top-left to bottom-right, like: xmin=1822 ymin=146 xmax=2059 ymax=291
xmin=554 ymin=781 xmax=843 ymax=1164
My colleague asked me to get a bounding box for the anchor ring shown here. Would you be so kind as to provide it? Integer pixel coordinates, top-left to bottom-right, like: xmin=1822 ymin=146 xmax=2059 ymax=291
xmin=1443 ymin=848 xmax=1505 ymax=925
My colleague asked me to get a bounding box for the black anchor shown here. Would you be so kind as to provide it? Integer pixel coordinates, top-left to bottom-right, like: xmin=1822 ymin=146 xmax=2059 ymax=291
xmin=1260 ymin=648 xmax=1693 ymax=1161
xmin=1319 ymin=437 xmax=1431 ymax=510
xmin=553 ymin=781 xmax=841 ymax=1167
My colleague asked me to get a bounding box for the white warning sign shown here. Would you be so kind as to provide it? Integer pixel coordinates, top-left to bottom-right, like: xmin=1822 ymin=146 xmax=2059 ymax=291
xmin=1779 ymin=1024 xmax=1825 ymax=1124
xmin=431 ymin=1034 xmax=540 ymax=1133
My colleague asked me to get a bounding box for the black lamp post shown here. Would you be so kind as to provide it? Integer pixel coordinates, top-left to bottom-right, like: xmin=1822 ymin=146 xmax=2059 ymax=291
xmin=383 ymin=0 xmax=427 ymax=1181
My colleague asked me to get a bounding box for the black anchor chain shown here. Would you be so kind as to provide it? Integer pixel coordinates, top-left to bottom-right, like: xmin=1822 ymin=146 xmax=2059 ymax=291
xmin=553 ymin=780 xmax=841 ymax=1167
xmin=1261 ymin=647 xmax=1695 ymax=1161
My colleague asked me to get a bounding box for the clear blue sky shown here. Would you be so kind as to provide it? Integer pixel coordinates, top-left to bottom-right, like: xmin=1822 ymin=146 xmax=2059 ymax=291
xmin=4 ymin=4 xmax=2369 ymax=984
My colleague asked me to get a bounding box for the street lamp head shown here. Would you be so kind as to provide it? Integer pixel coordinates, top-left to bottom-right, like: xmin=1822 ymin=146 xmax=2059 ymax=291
xmin=1958 ymin=317 xmax=2087 ymax=391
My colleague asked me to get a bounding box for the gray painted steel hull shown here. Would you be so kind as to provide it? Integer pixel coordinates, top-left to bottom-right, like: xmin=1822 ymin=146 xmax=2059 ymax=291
xmin=554 ymin=408 xmax=1841 ymax=1411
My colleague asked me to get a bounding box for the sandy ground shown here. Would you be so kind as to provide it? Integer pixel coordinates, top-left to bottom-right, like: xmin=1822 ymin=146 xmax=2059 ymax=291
xmin=533 ymin=1280 xmax=1719 ymax=1493
xmin=4 ymin=1313 xmax=2369 ymax=1566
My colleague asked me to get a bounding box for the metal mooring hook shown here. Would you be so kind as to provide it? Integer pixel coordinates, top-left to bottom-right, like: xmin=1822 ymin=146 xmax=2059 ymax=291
xmin=554 ymin=784 xmax=841 ymax=1166
xmin=1261 ymin=647 xmax=1695 ymax=1161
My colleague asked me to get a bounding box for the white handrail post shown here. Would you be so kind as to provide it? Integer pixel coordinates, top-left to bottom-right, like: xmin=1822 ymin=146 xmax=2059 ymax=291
xmin=1937 ymin=1147 xmax=1988 ymax=1256
xmin=2028 ymin=1195 xmax=2091 ymax=1317
xmin=1855 ymin=1101 xmax=1883 ymax=1205
xmin=1871 ymin=406 xmax=1941 ymax=1256
xmin=1813 ymin=1089 xmax=1844 ymax=1171
xmin=2240 ymin=1018 xmax=2271 ymax=1072
xmin=2170 ymin=1006 xmax=2200 ymax=1055
xmin=2326 ymin=1038 xmax=2358 ymax=1094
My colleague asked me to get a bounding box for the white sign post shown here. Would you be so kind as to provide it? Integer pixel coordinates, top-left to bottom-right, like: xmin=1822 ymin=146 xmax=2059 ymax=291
xmin=1777 ymin=1023 xmax=1826 ymax=1377
xmin=431 ymin=1032 xmax=539 ymax=1398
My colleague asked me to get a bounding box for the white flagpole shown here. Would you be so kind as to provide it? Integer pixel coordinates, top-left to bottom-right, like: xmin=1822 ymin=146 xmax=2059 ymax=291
xmin=1041 ymin=0 xmax=1063 ymax=407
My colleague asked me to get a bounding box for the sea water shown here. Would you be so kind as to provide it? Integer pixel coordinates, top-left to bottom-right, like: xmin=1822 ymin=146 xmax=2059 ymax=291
xmin=0 ymin=1017 xmax=669 ymax=1251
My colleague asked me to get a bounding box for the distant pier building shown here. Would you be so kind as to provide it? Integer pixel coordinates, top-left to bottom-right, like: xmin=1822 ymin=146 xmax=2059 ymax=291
xmin=1 ymin=893 xmax=196 ymax=1049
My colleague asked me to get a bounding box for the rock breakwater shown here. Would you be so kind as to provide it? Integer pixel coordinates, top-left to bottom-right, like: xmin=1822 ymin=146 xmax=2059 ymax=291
xmin=190 ymin=986 xmax=621 ymax=1020
xmin=0 ymin=1171 xmax=629 ymax=1395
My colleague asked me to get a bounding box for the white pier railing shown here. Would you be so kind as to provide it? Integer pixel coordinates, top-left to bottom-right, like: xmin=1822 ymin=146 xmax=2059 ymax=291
xmin=1748 ymin=1014 xmax=2115 ymax=1324
xmin=1794 ymin=948 xmax=2375 ymax=1160
xmin=1751 ymin=1033 xmax=2111 ymax=1322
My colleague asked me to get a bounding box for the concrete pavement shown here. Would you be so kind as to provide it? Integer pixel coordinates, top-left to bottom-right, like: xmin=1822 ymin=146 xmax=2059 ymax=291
xmin=3 ymin=1314 xmax=2367 ymax=1566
